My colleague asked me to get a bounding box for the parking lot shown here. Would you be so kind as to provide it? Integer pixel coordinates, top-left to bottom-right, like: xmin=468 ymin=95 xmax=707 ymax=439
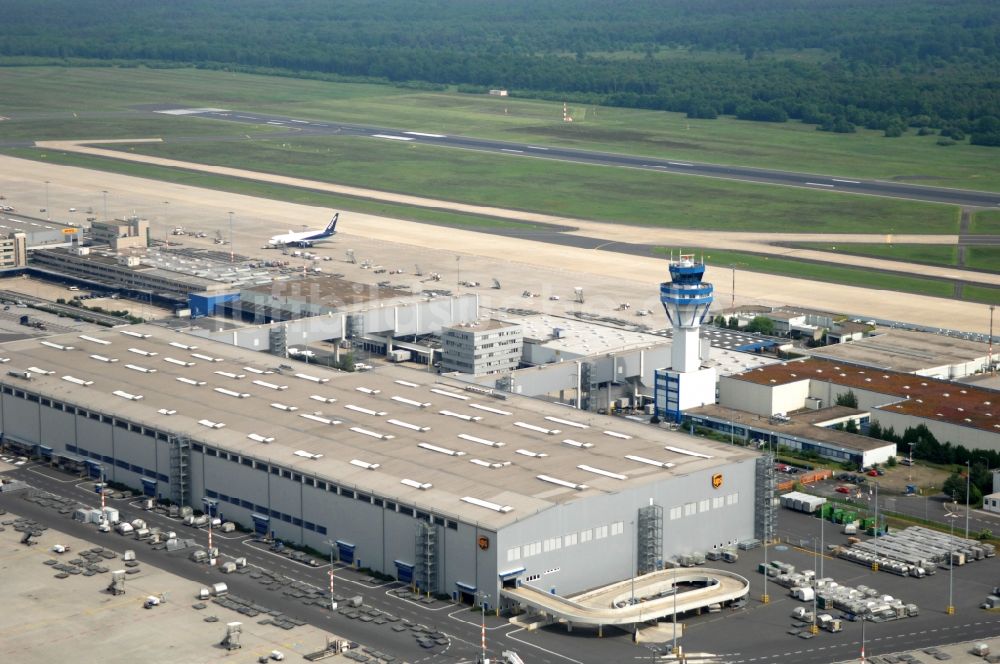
xmin=673 ymin=508 xmax=1000 ymax=663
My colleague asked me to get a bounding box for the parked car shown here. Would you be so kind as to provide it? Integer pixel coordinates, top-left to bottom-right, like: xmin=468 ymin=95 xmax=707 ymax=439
xmin=836 ymin=486 xmax=851 ymax=494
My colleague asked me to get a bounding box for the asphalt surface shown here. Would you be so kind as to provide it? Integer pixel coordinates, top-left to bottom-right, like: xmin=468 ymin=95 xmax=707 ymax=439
xmin=0 ymin=462 xmax=648 ymax=664
xmin=149 ymin=106 xmax=1000 ymax=209
xmin=678 ymin=509 xmax=1000 ymax=664
xmin=4 ymin=462 xmax=1000 ymax=663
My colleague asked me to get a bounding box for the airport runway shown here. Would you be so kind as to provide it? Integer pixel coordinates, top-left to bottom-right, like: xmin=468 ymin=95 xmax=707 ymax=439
xmin=154 ymin=106 xmax=1000 ymax=208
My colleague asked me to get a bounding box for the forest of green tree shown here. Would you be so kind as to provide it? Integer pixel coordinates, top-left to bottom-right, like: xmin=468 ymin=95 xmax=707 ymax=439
xmin=3 ymin=0 xmax=999 ymax=143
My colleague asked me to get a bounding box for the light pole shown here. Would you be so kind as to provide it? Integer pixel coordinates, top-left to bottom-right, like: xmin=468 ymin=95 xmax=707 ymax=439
xmin=946 ymin=508 xmax=958 ymax=615
xmin=908 ymin=442 xmax=915 ymax=483
xmin=228 ymin=211 xmax=234 ymax=263
xmin=872 ymin=480 xmax=880 ymax=571
xmin=325 ymin=539 xmax=339 ymax=611
xmin=478 ymin=591 xmax=490 ymax=664
xmin=44 ymin=181 xmax=50 ymax=220
xmin=810 ymin=536 xmax=819 ymax=634
xmin=202 ymin=497 xmax=217 ymax=566
xmin=671 ymin=564 xmax=678 ymax=655
xmin=965 ymin=460 xmax=971 ymax=540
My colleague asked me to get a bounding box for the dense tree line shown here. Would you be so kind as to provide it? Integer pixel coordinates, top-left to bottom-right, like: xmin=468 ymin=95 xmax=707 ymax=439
xmin=2 ymin=0 xmax=999 ymax=140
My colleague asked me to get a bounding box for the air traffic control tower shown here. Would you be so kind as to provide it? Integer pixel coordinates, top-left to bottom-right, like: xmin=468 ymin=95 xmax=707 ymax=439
xmin=654 ymin=253 xmax=718 ymax=422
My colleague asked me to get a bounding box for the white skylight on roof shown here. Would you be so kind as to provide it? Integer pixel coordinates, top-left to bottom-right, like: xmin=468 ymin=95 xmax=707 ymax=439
xmin=431 ymin=388 xmax=468 ymax=400
xmin=545 ymin=416 xmax=589 ymax=429
xmin=27 ymin=366 xmax=54 ymax=375
xmin=419 ymin=442 xmax=465 ymax=456
xmin=439 ymin=409 xmax=482 ymax=422
xmin=310 ymin=395 xmax=337 ymax=404
xmin=469 ymin=404 xmax=512 ymax=415
xmin=515 ymin=421 xmax=560 ymax=435
xmin=577 ymin=464 xmax=627 ymax=480
xmin=127 ymin=347 xmax=157 ymax=357
xmin=295 ymin=373 xmax=328 ymax=384
xmin=125 ymin=364 xmax=156 ymax=374
xmin=62 ymin=375 xmax=93 ymax=386
xmin=90 ymin=354 xmax=117 ymax=363
xmin=270 ymin=403 xmax=299 ymax=412
xmin=562 ymin=439 xmax=593 ymax=449
xmin=458 ymin=433 xmax=504 ymax=447
xmin=191 ymin=353 xmax=223 ymax=363
xmin=400 ymin=478 xmax=432 ymax=490
xmin=79 ymin=335 xmax=111 ymax=345
xmin=113 ymin=390 xmax=143 ymax=401
xmin=214 ymin=387 xmax=250 ymax=398
xmin=395 ymin=380 xmax=420 ymax=388
xmin=247 ymin=433 xmax=274 ymax=443
xmin=603 ymin=430 xmax=632 ymax=440
xmin=625 ymin=454 xmax=675 ymax=469
xmin=356 ymin=386 xmax=381 ymax=395
xmin=392 ymin=396 xmax=430 ymax=408
xmin=120 ymin=330 xmax=150 ymax=339
xmin=345 ymin=404 xmax=387 ymax=416
xmin=41 ymin=341 xmax=74 ymax=351
xmin=243 ymin=366 xmax=267 ymax=374
xmin=198 ymin=419 xmax=225 ymax=429
xmin=663 ymin=445 xmax=713 ymax=459
xmin=537 ymin=474 xmax=588 ymax=491
xmin=470 ymin=458 xmax=510 ymax=469
xmin=253 ymin=379 xmax=288 ymax=390
xmin=176 ymin=377 xmax=205 ymax=386
xmin=300 ymin=413 xmax=341 ymax=425
xmin=157 ymin=408 xmax=177 ymax=416
xmin=350 ymin=459 xmax=380 ymax=470
xmin=387 ymin=419 xmax=430 ymax=432
xmin=461 ymin=496 xmax=513 ymax=513
xmin=214 ymin=371 xmax=245 ymax=379
xmin=164 ymin=357 xmax=194 ymax=367
xmin=294 ymin=450 xmax=323 ymax=460
xmin=350 ymin=426 xmax=394 ymax=440
xmin=516 ymin=449 xmax=548 ymax=458
xmin=169 ymin=341 xmax=198 ymax=350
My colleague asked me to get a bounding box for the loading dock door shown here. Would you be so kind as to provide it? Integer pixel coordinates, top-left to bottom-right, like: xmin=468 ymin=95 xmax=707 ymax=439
xmin=140 ymin=477 xmax=157 ymax=497
xmin=456 ymin=581 xmax=477 ymax=605
xmin=39 ymin=445 xmax=53 ymax=461
xmin=395 ymin=560 xmax=414 ymax=584
xmin=336 ymin=540 xmax=356 ymax=565
xmin=251 ymin=513 xmax=270 ymax=536
xmin=86 ymin=460 xmax=103 ymax=479
xmin=498 ymin=566 xmax=525 ymax=589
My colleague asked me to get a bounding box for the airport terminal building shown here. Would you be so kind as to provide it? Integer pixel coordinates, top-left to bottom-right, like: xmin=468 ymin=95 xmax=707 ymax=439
xmin=0 ymin=325 xmax=760 ymax=608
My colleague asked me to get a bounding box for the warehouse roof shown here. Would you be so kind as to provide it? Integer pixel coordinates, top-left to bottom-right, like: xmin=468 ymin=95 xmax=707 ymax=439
xmin=501 ymin=314 xmax=665 ymax=355
xmin=688 ymin=404 xmax=891 ymax=453
xmin=728 ymin=358 xmax=1000 ymax=436
xmin=807 ymin=329 xmax=990 ymax=374
xmin=0 ymin=325 xmax=754 ymax=529
xmin=242 ymin=275 xmax=412 ymax=309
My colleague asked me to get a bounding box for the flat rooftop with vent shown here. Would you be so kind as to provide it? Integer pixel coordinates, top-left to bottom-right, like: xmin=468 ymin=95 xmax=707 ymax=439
xmin=0 ymin=324 xmax=761 ymax=609
xmin=720 ymin=358 xmax=1000 ymax=454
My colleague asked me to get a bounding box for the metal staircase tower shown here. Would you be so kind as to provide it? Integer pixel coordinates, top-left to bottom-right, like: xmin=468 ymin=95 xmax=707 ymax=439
xmin=414 ymin=521 xmax=439 ymax=596
xmin=637 ymin=503 xmax=663 ymax=575
xmin=169 ymin=435 xmax=190 ymax=507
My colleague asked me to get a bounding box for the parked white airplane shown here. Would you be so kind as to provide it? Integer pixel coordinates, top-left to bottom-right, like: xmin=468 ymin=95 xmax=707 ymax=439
xmin=267 ymin=213 xmax=339 ymax=247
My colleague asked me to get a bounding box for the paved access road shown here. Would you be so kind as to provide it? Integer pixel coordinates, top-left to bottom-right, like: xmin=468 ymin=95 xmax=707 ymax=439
xmin=158 ymin=107 xmax=1000 ymax=208
xmin=0 ymin=463 xmax=642 ymax=664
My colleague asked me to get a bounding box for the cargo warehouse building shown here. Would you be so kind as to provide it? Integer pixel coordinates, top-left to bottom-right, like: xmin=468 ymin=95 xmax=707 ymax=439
xmin=0 ymin=326 xmax=760 ymax=608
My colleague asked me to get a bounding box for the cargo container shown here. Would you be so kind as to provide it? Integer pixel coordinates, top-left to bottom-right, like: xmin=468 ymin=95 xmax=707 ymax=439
xmin=211 ymin=582 xmax=229 ymax=596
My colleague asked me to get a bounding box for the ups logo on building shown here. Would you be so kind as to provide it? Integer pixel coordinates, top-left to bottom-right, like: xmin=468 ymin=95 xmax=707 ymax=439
xmin=712 ymin=473 xmax=723 ymax=489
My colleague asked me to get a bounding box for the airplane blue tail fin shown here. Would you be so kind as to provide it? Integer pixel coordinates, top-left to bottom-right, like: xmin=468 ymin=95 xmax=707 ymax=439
xmin=324 ymin=213 xmax=339 ymax=235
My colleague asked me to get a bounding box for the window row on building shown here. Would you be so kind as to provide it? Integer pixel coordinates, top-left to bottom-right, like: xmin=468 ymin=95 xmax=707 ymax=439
xmin=668 ymin=493 xmax=739 ymax=521
xmin=203 ymin=488 xmax=328 ymax=535
xmin=506 ymin=520 xmax=626 ymax=562
xmin=193 ymin=442 xmax=459 ymax=531
xmin=65 ymin=443 xmax=168 ymax=483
